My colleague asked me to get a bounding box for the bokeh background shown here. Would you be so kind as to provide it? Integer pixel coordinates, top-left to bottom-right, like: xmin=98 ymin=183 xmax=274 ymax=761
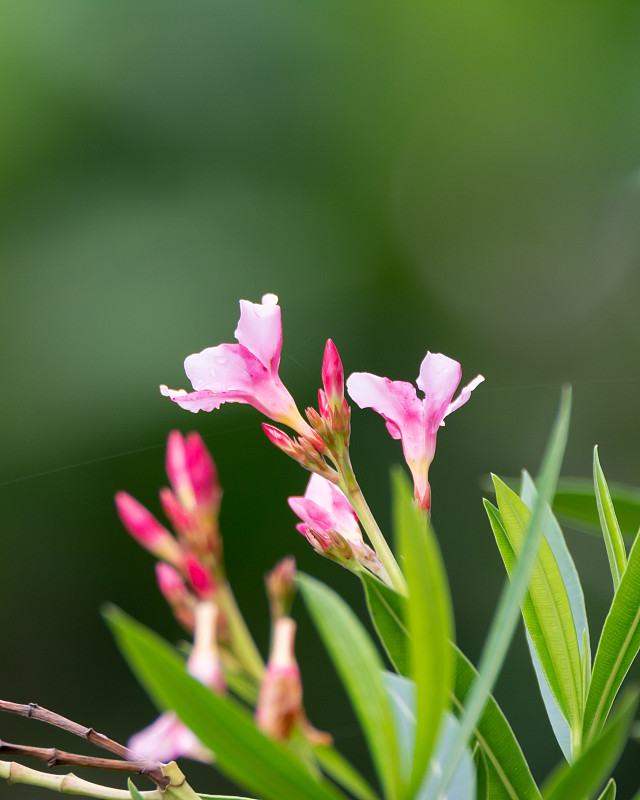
xmin=2 ymin=1 xmax=640 ymax=797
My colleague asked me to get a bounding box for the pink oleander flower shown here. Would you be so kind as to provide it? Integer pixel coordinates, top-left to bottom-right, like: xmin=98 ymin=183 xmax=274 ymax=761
xmin=288 ymin=474 xmax=384 ymax=576
xmin=161 ymin=294 xmax=321 ymax=447
xmin=346 ymin=352 xmax=484 ymax=511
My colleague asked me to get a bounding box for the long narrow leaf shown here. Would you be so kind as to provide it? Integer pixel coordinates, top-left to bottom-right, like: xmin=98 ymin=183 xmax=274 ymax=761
xmin=313 ymin=747 xmax=380 ymax=800
xmin=105 ymin=606 xmax=345 ymax=800
xmin=392 ymin=468 xmax=453 ymax=795
xmin=436 ymin=385 xmax=572 ymax=797
xmin=595 ymin=779 xmax=616 ymax=800
xmin=543 ymin=690 xmax=638 ymax=800
xmin=583 ymin=530 xmax=640 ymax=743
xmin=550 ymin=480 xmax=640 ymax=538
xmin=297 ymin=573 xmax=402 ymax=800
xmin=361 ymin=572 xmax=410 ymax=676
xmin=593 ymin=447 xmax=627 ymax=591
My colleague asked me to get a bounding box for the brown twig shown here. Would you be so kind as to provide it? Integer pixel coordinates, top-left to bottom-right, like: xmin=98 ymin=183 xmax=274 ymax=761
xmin=0 ymin=701 xmax=169 ymax=789
xmin=0 ymin=741 xmax=165 ymax=781
xmin=0 ymin=700 xmax=132 ymax=760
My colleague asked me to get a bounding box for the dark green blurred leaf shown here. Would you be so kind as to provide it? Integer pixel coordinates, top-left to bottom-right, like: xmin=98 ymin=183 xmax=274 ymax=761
xmin=297 ymin=573 xmax=402 ymax=800
xmin=313 ymin=745 xmax=380 ymax=800
xmin=105 ymin=606 xmax=345 ymax=800
xmin=595 ymin=779 xmax=616 ymax=800
xmin=473 ymin=746 xmax=489 ymax=800
xmin=392 ymin=467 xmax=453 ymax=794
xmin=543 ymin=690 xmax=638 ymax=800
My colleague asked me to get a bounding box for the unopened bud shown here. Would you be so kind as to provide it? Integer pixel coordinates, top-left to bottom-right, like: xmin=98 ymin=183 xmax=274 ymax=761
xmin=262 ymin=423 xmax=298 ymax=457
xmin=265 ymin=557 xmax=297 ymax=619
xmin=166 ymin=431 xmax=222 ymax=514
xmin=321 ymin=339 xmax=344 ymax=411
xmin=185 ymin=554 xmax=216 ymax=600
xmin=187 ymin=601 xmax=226 ymax=694
xmin=155 ymin=562 xmax=195 ymax=631
xmin=115 ymin=492 xmax=183 ymax=567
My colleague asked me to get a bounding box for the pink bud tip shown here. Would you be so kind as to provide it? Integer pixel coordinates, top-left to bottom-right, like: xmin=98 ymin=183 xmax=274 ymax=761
xmin=262 ymin=423 xmax=296 ymax=454
xmin=321 ymin=339 xmax=344 ymax=407
xmin=185 ymin=555 xmax=216 ymax=599
xmin=115 ymin=492 xmax=172 ymax=550
xmin=185 ymin=432 xmax=221 ymax=510
xmin=155 ymin=562 xmax=188 ymax=601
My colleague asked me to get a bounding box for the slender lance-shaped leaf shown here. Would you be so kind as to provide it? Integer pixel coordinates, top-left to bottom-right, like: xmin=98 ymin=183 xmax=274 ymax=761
xmin=393 ymin=468 xmax=454 ymax=795
xmin=452 ymin=646 xmax=542 ymax=800
xmin=105 ymin=607 xmax=346 ymax=800
xmin=360 ymin=564 xmax=541 ymax=800
xmin=543 ymin=690 xmax=638 ymax=800
xmin=298 ymin=573 xmax=402 ymax=800
xmin=474 ymin=745 xmax=490 ymax=800
xmin=313 ymin=746 xmax=380 ymax=800
xmin=435 ymin=386 xmax=572 ymax=798
xmin=361 ymin=572 xmax=410 ymax=677
xmin=490 ymin=479 xmax=584 ymax=754
xmin=593 ymin=446 xmax=627 ymax=592
xmin=595 ymin=779 xmax=616 ymax=800
xmin=583 ymin=530 xmax=640 ymax=743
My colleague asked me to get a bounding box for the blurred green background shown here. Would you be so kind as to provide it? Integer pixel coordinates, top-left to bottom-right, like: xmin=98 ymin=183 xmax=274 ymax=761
xmin=2 ymin=0 xmax=640 ymax=797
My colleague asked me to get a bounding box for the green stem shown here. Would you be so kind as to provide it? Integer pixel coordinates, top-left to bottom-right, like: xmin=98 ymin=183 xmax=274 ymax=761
xmin=335 ymin=450 xmax=407 ymax=595
xmin=217 ymin=583 xmax=264 ymax=681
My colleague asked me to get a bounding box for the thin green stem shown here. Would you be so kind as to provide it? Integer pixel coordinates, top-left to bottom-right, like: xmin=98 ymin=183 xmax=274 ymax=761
xmin=334 ymin=450 xmax=407 ymax=595
xmin=217 ymin=583 xmax=264 ymax=681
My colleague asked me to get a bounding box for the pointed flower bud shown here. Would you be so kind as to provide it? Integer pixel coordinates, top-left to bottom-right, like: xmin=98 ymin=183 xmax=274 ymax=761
xmin=347 ymin=352 xmax=484 ymax=511
xmin=265 ymin=557 xmax=297 ymax=619
xmin=185 ymin=554 xmax=216 ymax=600
xmin=155 ymin=563 xmax=195 ymax=631
xmin=255 ymin=617 xmax=332 ymax=746
xmin=187 ymin=601 xmax=226 ymax=694
xmin=166 ymin=431 xmax=222 ymax=514
xmin=321 ymin=339 xmax=344 ymax=412
xmin=114 ymin=492 xmax=183 ymax=567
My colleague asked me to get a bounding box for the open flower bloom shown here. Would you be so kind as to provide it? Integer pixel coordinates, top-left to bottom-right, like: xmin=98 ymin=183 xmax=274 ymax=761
xmin=288 ymin=474 xmax=384 ymax=576
xmin=347 ymin=352 xmax=484 ymax=511
xmin=161 ymin=294 xmax=319 ymax=444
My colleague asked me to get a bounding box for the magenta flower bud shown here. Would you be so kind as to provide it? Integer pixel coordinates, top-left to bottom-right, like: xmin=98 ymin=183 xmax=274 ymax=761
xmin=318 ymin=389 xmax=330 ymax=419
xmin=262 ymin=423 xmax=297 ymax=457
xmin=155 ymin=562 xmax=195 ymax=631
xmin=321 ymin=339 xmax=345 ymax=412
xmin=159 ymin=487 xmax=194 ymax=538
xmin=184 ymin=432 xmax=222 ymax=511
xmin=114 ymin=492 xmax=183 ymax=566
xmin=185 ymin=554 xmax=216 ymax=600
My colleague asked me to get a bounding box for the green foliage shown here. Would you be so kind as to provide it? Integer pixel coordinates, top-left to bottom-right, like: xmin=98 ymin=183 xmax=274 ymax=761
xmin=542 ymin=690 xmax=638 ymax=800
xmin=392 ymin=467 xmax=454 ymax=795
xmin=361 ymin=571 xmax=410 ymax=676
xmin=549 ymin=480 xmax=640 ymax=539
xmin=593 ymin=446 xmax=627 ymax=591
xmin=298 ymin=573 xmax=400 ymax=800
xmin=105 ymin=606 xmax=347 ymax=800
xmin=583 ymin=529 xmax=640 ymax=744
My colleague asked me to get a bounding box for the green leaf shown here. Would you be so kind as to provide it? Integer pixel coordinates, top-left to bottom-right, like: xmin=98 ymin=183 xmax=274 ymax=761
xmin=583 ymin=530 xmax=640 ymax=743
xmin=551 ymin=480 xmax=640 ymax=538
xmin=361 ymin=572 xmax=410 ymax=676
xmin=436 ymin=385 xmax=572 ymax=797
xmin=595 ymin=779 xmax=616 ymax=800
xmin=452 ymin=646 xmax=542 ymax=800
xmin=593 ymin=446 xmax=627 ymax=591
xmin=392 ymin=467 xmax=454 ymax=794
xmin=313 ymin=745 xmax=380 ymax=800
xmin=493 ymin=477 xmax=583 ymax=740
xmin=415 ymin=712 xmax=476 ymax=800
xmin=128 ymin=779 xmax=144 ymax=800
xmin=474 ymin=746 xmax=490 ymax=800
xmin=543 ymin=690 xmax=638 ymax=800
xmin=105 ymin=606 xmax=345 ymax=800
xmin=199 ymin=796 xmax=261 ymax=799
xmin=297 ymin=573 xmax=402 ymax=800
xmin=361 ymin=574 xmax=541 ymax=799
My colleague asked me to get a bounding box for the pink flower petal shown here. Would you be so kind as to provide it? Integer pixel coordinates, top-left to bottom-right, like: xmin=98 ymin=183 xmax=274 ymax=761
xmin=234 ymin=294 xmax=282 ymax=374
xmin=128 ymin=712 xmax=212 ymax=763
xmin=416 ymin=352 xmax=462 ymax=432
xmin=445 ymin=373 xmax=485 ymax=417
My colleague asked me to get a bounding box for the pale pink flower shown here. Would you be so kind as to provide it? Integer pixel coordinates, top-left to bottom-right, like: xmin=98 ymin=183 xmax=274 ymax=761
xmin=347 ymin=352 xmax=484 ymax=511
xmin=288 ymin=474 xmax=384 ymax=575
xmin=161 ymin=294 xmax=320 ymax=444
